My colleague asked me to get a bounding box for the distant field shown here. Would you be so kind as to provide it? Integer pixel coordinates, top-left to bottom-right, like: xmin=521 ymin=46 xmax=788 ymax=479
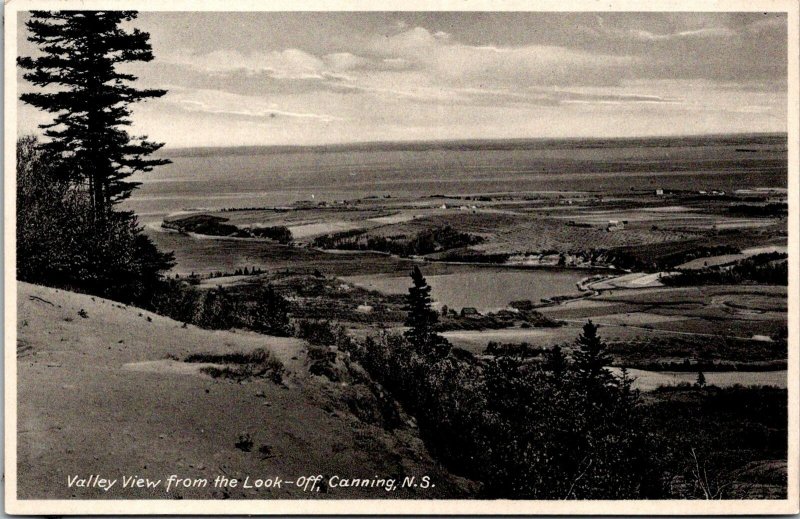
xmin=609 ymin=368 xmax=787 ymax=391
xmin=134 ymin=135 xmax=787 ymax=379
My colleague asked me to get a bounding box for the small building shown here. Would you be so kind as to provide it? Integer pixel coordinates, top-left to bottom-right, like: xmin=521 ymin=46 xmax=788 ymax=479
xmin=460 ymin=307 xmax=480 ymax=317
xmin=655 ymin=188 xmax=664 ymax=196
xmin=607 ymin=219 xmax=624 ymax=231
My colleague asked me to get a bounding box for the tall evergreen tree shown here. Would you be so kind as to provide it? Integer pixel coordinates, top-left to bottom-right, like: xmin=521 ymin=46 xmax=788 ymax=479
xmin=18 ymin=11 xmax=169 ymax=220
xmin=404 ymin=266 xmax=449 ymax=357
xmin=572 ymin=320 xmax=614 ymax=388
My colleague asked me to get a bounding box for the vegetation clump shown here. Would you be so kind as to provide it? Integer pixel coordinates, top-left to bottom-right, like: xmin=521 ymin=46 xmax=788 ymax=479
xmin=163 ymin=214 xmax=292 ymax=244
xmin=149 ymin=282 xmax=292 ymax=336
xmin=312 ymin=226 xmax=482 ymax=257
xmin=185 ymin=348 xmax=285 ymax=384
xmin=353 ymin=319 xmax=648 ymax=498
xmin=665 ymin=252 xmax=788 ymax=286
xmin=484 ymin=341 xmax=548 ymax=357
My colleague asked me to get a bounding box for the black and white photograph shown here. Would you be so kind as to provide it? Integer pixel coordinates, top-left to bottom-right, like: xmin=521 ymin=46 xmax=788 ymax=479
xmin=4 ymin=0 xmax=799 ymax=515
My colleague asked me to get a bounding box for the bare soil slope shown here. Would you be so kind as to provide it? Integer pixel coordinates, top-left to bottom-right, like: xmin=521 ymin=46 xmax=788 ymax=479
xmin=16 ymin=283 xmax=469 ymax=499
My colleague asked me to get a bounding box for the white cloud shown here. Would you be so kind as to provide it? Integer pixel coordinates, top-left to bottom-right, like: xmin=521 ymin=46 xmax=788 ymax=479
xmin=322 ymin=52 xmax=370 ymax=71
xmin=369 ymin=27 xmax=636 ymax=87
xmin=162 ymin=48 xmax=367 ymax=79
xmin=165 ymin=86 xmax=342 ymax=122
xmin=627 ymin=26 xmax=737 ymax=42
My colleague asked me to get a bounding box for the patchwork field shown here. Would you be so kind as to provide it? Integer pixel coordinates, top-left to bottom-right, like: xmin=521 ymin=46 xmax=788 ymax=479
xmin=146 ymin=181 xmax=787 ymax=379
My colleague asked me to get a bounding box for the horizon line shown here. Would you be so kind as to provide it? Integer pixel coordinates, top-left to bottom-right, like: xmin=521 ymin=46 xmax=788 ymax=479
xmin=161 ymin=131 xmax=788 ymax=153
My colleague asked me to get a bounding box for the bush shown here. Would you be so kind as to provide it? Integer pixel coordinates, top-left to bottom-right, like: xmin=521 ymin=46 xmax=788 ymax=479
xmin=352 ymin=323 xmax=650 ymax=499
xmin=17 ymin=136 xmax=175 ymax=305
xmin=296 ymin=319 xmax=345 ymax=347
xmin=247 ymin=285 xmax=292 ymax=336
xmin=148 ymin=279 xmax=202 ymax=324
xmin=187 ymin=348 xmax=284 ymax=384
xmin=195 ymin=288 xmax=241 ymax=330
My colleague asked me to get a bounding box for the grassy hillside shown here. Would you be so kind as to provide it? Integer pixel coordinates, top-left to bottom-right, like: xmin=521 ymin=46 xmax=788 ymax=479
xmin=16 ymin=282 xmax=472 ymax=499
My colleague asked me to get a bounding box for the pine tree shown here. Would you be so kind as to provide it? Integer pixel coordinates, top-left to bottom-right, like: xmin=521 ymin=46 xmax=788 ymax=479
xmin=404 ymin=266 xmax=436 ymax=340
xmin=572 ymin=320 xmax=614 ymax=387
xmin=18 ymin=11 xmax=169 ymax=220
xmin=696 ymin=370 xmax=706 ymax=388
xmin=404 ymin=266 xmax=449 ymax=357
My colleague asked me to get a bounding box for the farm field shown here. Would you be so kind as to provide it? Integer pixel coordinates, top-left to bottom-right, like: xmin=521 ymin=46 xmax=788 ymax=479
xmin=145 ymin=200 xmax=787 ymax=380
xmin=135 ymin=134 xmax=787 ymax=384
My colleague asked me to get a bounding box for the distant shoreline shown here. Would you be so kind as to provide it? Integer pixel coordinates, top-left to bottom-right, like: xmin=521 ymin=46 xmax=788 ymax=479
xmin=160 ymin=132 xmax=788 ymax=157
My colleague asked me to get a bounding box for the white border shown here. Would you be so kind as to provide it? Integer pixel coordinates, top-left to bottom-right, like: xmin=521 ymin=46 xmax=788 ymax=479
xmin=4 ymin=0 xmax=799 ymax=515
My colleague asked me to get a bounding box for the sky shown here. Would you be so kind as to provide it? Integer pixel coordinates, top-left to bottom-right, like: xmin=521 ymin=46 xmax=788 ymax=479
xmin=16 ymin=11 xmax=788 ymax=147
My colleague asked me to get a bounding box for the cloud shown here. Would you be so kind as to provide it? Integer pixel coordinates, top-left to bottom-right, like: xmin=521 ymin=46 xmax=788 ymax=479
xmin=169 ymin=48 xmax=323 ymax=77
xmin=162 ymin=47 xmax=379 ymax=79
xmin=367 ymin=26 xmax=637 ymax=87
xmin=590 ymin=16 xmax=738 ymax=42
xmin=164 ymin=86 xmax=343 ymax=122
xmin=450 ymin=86 xmax=681 ymax=108
xmin=165 ymin=26 xmax=641 ymax=91
xmin=629 ymin=26 xmax=736 ymax=41
xmin=140 ymin=17 xmax=783 ymax=139
xmin=322 ymin=52 xmax=370 ymax=71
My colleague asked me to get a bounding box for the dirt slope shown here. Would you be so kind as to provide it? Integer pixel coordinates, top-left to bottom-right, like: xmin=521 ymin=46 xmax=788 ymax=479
xmin=16 ymin=282 xmax=470 ymax=499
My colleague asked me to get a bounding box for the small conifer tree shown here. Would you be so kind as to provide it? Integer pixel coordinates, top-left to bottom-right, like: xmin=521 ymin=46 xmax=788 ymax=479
xmin=404 ymin=266 xmax=449 ymax=357
xmin=696 ymin=370 xmax=707 ymax=388
xmin=572 ymin=320 xmax=614 ymax=385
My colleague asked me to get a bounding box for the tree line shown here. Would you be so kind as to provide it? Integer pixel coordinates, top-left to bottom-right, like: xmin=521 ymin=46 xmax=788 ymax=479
xmin=340 ymin=266 xmax=654 ymax=498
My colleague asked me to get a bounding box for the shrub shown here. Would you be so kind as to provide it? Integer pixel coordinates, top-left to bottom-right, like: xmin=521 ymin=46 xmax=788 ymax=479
xmin=17 ymin=136 xmax=175 ymax=305
xmin=352 ymin=322 xmax=651 ymax=499
xmin=247 ymin=285 xmax=292 ymax=336
xmin=188 ymin=348 xmax=284 ymax=384
xmin=195 ymin=288 xmax=241 ymax=330
xmin=296 ymin=319 xmax=342 ymax=346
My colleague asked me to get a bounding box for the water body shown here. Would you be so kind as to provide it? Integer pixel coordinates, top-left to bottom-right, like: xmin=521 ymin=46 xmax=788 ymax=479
xmin=125 ymin=135 xmax=787 ymax=223
xmin=609 ymin=367 xmax=787 ymax=391
xmin=343 ymin=269 xmax=587 ymax=312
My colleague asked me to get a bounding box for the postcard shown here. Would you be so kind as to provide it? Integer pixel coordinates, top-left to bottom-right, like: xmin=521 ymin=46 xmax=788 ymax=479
xmin=5 ymin=0 xmax=798 ymax=514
